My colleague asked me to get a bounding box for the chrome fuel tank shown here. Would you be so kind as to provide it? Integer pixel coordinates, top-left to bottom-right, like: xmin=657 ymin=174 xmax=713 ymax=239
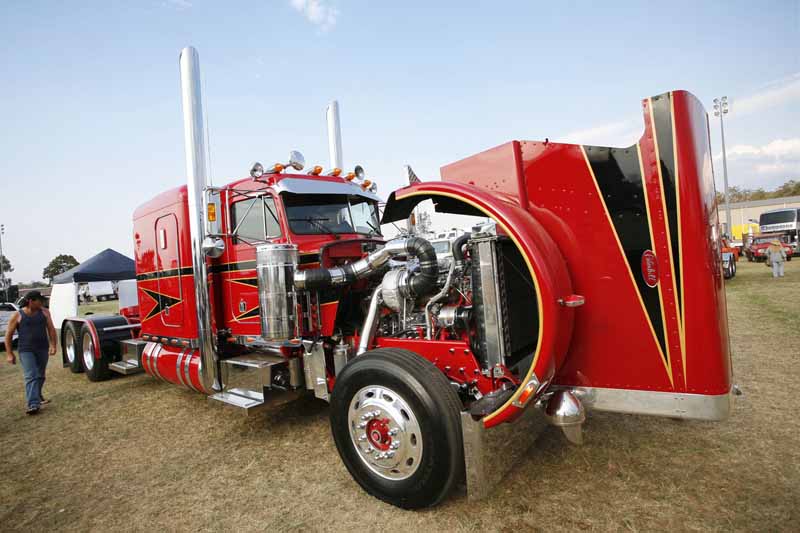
xmin=256 ymin=244 xmax=299 ymax=341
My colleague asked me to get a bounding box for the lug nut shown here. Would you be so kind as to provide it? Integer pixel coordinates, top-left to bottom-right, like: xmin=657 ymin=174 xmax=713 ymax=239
xmin=388 ymin=428 xmax=400 ymax=436
xmin=390 ymin=442 xmax=400 ymax=450
xmin=358 ymin=421 xmax=367 ymax=429
xmin=358 ymin=435 xmax=367 ymax=442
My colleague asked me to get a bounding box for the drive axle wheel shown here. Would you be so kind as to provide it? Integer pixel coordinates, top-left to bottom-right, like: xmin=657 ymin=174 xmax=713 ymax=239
xmin=63 ymin=322 xmax=83 ymax=373
xmin=330 ymin=348 xmax=463 ymax=509
xmin=81 ymin=324 xmax=110 ymax=382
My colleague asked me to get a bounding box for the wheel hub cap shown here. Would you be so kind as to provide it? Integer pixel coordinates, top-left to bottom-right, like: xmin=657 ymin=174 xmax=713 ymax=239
xmin=82 ymin=332 xmax=94 ymax=371
xmin=348 ymin=385 xmax=423 ymax=480
xmin=65 ymin=330 xmax=76 ymax=363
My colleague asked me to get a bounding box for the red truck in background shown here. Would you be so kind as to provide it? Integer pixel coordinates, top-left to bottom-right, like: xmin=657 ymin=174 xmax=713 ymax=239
xmin=58 ymin=47 xmax=735 ymax=509
xmin=744 ymin=233 xmax=794 ymax=262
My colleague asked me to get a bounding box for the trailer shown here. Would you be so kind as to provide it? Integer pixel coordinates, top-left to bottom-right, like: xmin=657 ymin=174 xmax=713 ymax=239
xmin=60 ymin=47 xmax=735 ymax=509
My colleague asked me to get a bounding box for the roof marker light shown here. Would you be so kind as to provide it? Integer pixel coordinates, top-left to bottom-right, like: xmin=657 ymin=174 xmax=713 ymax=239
xmin=361 ymin=179 xmax=372 ymax=190
xmin=345 ymin=172 xmax=356 ymax=181
xmin=327 ymin=168 xmax=342 ymax=177
xmin=307 ymin=165 xmax=323 ymax=176
xmin=250 ymin=162 xmax=264 ymax=179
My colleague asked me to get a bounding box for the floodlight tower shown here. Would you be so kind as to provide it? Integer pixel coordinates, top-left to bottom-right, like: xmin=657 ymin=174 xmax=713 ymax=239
xmin=713 ymin=96 xmax=732 ymax=238
xmin=0 ymin=224 xmax=6 ymax=301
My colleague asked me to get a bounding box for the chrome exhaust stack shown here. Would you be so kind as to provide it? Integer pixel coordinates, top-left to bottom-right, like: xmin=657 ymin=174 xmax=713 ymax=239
xmin=326 ymin=100 xmax=343 ymax=170
xmin=179 ymin=46 xmax=221 ymax=393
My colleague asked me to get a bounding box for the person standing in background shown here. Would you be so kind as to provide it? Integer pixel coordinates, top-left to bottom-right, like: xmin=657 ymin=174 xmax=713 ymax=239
xmin=765 ymin=240 xmax=787 ymax=278
xmin=4 ymin=291 xmax=57 ymax=414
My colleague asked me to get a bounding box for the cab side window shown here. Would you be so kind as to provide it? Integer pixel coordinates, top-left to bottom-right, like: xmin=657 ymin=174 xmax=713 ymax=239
xmin=230 ymin=196 xmax=281 ymax=243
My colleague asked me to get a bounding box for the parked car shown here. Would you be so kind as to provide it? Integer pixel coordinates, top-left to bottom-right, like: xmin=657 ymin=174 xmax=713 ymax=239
xmin=0 ymin=302 xmax=20 ymax=348
xmin=744 ymin=233 xmax=794 ymax=262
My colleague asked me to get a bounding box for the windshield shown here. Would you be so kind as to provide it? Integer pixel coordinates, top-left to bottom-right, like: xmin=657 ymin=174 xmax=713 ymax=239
xmin=760 ymin=210 xmax=797 ymax=226
xmin=754 ymin=236 xmax=787 ymax=244
xmin=283 ymin=193 xmax=381 ymax=236
xmin=432 ymin=241 xmax=451 ymax=255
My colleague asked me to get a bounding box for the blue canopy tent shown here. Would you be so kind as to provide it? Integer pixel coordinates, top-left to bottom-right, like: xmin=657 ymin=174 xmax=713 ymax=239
xmin=53 ymin=249 xmax=135 ymax=284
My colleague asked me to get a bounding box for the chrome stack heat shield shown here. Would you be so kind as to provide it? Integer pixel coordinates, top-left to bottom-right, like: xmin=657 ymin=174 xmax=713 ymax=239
xmin=326 ymin=100 xmax=343 ymax=170
xmin=257 ymin=244 xmax=299 ymax=341
xmin=179 ymin=46 xmax=220 ymax=392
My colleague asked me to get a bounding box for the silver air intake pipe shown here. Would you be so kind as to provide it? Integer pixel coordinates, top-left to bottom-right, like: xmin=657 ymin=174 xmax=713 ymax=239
xmin=179 ymin=46 xmax=220 ymax=393
xmin=326 ymin=100 xmax=343 ymax=170
xmin=294 ymin=237 xmax=439 ymax=356
xmin=294 ymin=237 xmax=439 ymax=297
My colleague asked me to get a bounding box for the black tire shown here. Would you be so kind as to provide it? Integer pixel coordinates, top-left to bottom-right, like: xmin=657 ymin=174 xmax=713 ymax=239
xmin=63 ymin=321 xmax=83 ymax=373
xmin=330 ymin=348 xmax=464 ymax=509
xmin=81 ymin=323 xmax=111 ymax=381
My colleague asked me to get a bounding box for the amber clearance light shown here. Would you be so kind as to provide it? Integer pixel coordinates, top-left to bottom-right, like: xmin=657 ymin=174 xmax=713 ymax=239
xmin=207 ymin=203 xmax=217 ymax=222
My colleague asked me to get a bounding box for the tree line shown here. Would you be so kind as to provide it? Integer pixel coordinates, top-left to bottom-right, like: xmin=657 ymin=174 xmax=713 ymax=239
xmin=0 ymin=253 xmax=80 ymax=289
xmin=716 ymin=180 xmax=800 ymax=204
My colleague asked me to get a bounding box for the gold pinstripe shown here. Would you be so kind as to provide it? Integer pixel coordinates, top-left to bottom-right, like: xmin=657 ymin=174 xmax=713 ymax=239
xmin=636 ymin=143 xmax=675 ymax=387
xmin=647 ymin=96 xmax=686 ymax=388
xmin=669 ymin=93 xmax=688 ymax=386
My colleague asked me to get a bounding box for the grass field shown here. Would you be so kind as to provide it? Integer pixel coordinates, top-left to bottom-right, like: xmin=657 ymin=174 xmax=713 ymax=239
xmin=78 ymin=299 xmax=120 ymax=317
xmin=1 ymin=260 xmax=798 ymax=532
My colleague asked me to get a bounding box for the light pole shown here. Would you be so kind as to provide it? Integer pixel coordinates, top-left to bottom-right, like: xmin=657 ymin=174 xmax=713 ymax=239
xmin=713 ymin=96 xmax=732 ymax=239
xmin=0 ymin=224 xmax=6 ymax=302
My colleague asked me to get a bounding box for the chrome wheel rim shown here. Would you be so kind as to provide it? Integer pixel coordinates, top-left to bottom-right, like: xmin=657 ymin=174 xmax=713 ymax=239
xmin=82 ymin=331 xmax=95 ymax=371
xmin=348 ymin=385 xmax=423 ymax=480
xmin=65 ymin=329 xmax=76 ymax=364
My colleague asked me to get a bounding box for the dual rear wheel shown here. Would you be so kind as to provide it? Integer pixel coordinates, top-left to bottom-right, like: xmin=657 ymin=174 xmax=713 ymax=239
xmin=62 ymin=322 xmax=110 ymax=381
xmin=329 ymin=348 xmax=464 ymax=509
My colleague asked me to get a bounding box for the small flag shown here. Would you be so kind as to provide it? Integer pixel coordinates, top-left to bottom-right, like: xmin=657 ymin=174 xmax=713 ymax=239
xmin=405 ymin=165 xmax=421 ymax=185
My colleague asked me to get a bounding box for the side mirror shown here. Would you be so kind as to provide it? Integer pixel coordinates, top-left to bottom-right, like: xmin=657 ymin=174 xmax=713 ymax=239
xmin=287 ymin=151 xmax=305 ymax=171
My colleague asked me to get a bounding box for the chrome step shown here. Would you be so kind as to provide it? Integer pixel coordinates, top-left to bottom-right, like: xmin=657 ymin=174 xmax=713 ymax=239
xmin=209 ymin=388 xmax=265 ymax=413
xmin=109 ymin=358 xmax=142 ymax=375
xmin=208 ymin=387 xmax=305 ymax=415
xmin=221 ymin=353 xmax=285 ymax=369
xmin=120 ymin=338 xmax=147 ymax=358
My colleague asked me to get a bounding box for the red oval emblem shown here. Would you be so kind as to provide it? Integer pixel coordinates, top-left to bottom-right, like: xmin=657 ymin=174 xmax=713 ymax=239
xmin=641 ymin=250 xmax=659 ymax=287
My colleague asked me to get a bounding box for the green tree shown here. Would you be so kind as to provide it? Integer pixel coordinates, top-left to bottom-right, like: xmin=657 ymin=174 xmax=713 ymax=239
xmin=0 ymin=255 xmax=12 ymax=274
xmin=42 ymin=254 xmax=79 ymax=284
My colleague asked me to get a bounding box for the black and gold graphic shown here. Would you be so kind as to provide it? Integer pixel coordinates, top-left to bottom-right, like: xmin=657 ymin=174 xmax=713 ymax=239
xmin=583 ymin=146 xmax=668 ymax=363
xmin=141 ymin=288 xmax=183 ymax=321
xmin=235 ymin=306 xmax=260 ymax=320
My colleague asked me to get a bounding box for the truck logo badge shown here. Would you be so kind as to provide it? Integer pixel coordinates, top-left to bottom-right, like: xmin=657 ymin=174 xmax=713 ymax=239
xmin=641 ymin=250 xmax=659 ymax=287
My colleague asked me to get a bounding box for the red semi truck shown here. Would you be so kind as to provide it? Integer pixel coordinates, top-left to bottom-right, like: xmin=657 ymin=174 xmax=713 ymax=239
xmin=59 ymin=47 xmax=735 ymax=509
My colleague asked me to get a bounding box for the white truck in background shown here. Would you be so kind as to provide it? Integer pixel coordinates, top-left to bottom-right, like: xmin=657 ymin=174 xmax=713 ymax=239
xmin=79 ymin=281 xmax=117 ymax=303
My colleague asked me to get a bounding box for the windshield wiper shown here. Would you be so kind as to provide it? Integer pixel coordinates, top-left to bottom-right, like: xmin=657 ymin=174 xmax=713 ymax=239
xmin=363 ymin=219 xmax=380 ymax=236
xmin=289 ymin=217 xmax=341 ymax=239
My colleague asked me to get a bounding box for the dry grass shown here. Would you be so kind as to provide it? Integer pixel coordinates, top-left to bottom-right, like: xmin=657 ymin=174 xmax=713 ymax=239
xmin=1 ymin=260 xmax=798 ymax=532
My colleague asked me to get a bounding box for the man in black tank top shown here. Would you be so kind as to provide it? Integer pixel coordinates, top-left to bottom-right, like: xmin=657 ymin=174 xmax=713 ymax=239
xmin=4 ymin=291 xmax=57 ymax=414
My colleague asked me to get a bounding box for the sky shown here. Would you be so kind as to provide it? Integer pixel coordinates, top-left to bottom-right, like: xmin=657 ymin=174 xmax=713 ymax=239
xmin=0 ymin=0 xmax=798 ymax=283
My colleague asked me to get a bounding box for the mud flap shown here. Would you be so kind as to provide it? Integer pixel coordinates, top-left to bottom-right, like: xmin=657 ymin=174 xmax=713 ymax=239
xmin=460 ymin=406 xmax=548 ymax=500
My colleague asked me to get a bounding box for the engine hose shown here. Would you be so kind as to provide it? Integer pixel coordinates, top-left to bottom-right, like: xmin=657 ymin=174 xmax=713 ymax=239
xmin=294 ymin=237 xmax=439 ymax=296
xmin=452 ymin=233 xmax=470 ymax=265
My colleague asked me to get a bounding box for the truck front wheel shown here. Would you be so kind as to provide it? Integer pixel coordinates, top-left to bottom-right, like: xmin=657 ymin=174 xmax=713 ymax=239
xmin=329 ymin=348 xmax=464 ymax=509
xmin=81 ymin=324 xmax=110 ymax=382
